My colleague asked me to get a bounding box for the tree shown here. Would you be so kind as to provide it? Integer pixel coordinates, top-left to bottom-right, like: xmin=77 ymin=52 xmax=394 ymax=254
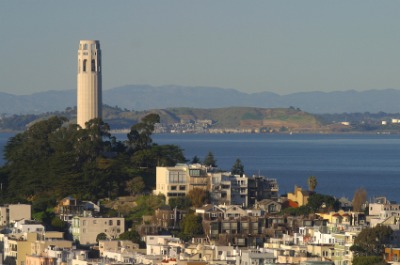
xmin=51 ymin=217 xmax=68 ymax=232
xmin=352 ymin=256 xmax=387 ymax=265
xmin=119 ymin=229 xmax=145 ymax=248
xmin=191 ymin=155 xmax=200 ymax=164
xmin=231 ymin=158 xmax=244 ymax=176
xmin=352 ymin=188 xmax=367 ymax=212
xmin=203 ymin=151 xmax=217 ymax=167
xmin=169 ymin=197 xmax=192 ymax=209
xmin=307 ymin=176 xmax=318 ymax=191
xmin=307 ymin=193 xmax=340 ymax=212
xmin=0 ymin=114 xmax=183 ymax=207
xmin=351 ymin=225 xmax=393 ymax=256
xmin=96 ymin=232 xmax=108 ymax=242
xmin=188 ymin=188 xmax=209 ymax=208
xmin=125 ymin=177 xmax=145 ymax=196
xmin=180 ymin=213 xmax=203 ymax=241
xmin=127 ymin=113 xmax=160 ymax=152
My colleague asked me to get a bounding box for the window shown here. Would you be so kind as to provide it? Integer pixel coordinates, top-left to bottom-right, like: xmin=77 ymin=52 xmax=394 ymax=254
xmin=91 ymin=60 xmax=96 ymax=72
xmin=189 ymin=169 xmax=201 ymax=177
xmin=117 ymin=220 xmax=121 ymax=226
xmin=93 ymin=220 xmax=97 ymax=224
xmin=83 ymin=44 xmax=88 ymax=50
xmin=109 ymin=220 xmax=113 ymax=226
xmin=83 ymin=59 xmax=87 ymax=72
xmin=168 ymin=171 xmax=186 ymax=183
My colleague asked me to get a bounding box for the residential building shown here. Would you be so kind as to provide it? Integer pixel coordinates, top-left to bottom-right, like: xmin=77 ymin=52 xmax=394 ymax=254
xmin=12 ymin=219 xmax=44 ymax=234
xmin=154 ymin=164 xmax=209 ymax=204
xmin=2 ymin=232 xmax=71 ymax=265
xmin=155 ymin=164 xmax=279 ymax=207
xmin=145 ymin=235 xmax=182 ymax=257
xmin=71 ymin=217 xmax=125 ymax=245
xmin=255 ymin=199 xmax=282 ymax=214
xmin=236 ymin=249 xmax=276 ymax=265
xmin=55 ymin=196 xmax=100 ymax=222
xmin=0 ymin=204 xmax=31 ymax=227
xmin=288 ymin=186 xmax=312 ymax=206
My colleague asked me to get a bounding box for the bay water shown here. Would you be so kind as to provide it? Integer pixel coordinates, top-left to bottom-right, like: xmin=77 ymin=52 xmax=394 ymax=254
xmin=152 ymin=133 xmax=400 ymax=202
xmin=1 ymin=132 xmax=400 ymax=202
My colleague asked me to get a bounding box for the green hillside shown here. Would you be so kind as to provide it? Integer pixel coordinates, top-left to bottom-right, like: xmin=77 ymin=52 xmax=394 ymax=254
xmin=0 ymin=106 xmax=321 ymax=132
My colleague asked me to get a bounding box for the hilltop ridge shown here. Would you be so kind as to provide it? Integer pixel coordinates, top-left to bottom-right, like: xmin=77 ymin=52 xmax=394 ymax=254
xmin=2 ymin=85 xmax=400 ymax=114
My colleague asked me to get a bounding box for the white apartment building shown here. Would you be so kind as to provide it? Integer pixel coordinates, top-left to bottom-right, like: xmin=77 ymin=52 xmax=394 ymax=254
xmin=12 ymin=219 xmax=44 ymax=233
xmin=145 ymin=235 xmax=182 ymax=257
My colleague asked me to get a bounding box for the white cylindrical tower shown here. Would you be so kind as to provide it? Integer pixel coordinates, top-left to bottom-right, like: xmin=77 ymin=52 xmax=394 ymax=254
xmin=77 ymin=40 xmax=102 ymax=128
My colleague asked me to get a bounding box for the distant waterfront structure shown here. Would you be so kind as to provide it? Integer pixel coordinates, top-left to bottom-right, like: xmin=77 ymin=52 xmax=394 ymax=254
xmin=77 ymin=40 xmax=102 ymax=128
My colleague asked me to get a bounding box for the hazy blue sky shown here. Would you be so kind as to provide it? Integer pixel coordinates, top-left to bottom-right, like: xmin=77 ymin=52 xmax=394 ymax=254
xmin=1 ymin=1 xmax=400 ymax=95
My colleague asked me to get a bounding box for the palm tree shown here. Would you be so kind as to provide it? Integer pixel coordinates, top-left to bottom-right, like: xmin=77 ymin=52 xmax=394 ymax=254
xmin=307 ymin=176 xmax=318 ymax=191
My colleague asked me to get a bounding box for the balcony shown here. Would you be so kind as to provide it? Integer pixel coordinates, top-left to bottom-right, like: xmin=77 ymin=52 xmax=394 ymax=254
xmin=189 ymin=177 xmax=207 ymax=186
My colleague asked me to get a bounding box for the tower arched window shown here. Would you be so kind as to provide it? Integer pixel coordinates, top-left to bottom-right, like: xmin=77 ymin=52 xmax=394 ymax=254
xmin=83 ymin=44 xmax=88 ymax=50
xmin=91 ymin=60 xmax=96 ymax=72
xmin=83 ymin=59 xmax=87 ymax=72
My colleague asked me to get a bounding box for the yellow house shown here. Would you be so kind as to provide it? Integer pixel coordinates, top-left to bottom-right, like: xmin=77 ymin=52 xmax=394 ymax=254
xmin=287 ymin=186 xmax=311 ymax=206
xmin=4 ymin=232 xmax=71 ymax=265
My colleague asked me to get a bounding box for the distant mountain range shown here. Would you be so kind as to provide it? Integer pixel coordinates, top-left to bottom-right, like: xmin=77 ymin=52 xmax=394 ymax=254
xmin=1 ymin=85 xmax=400 ymax=114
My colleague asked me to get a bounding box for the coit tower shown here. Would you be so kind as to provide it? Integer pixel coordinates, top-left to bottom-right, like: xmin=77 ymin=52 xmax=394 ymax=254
xmin=77 ymin=40 xmax=102 ymax=128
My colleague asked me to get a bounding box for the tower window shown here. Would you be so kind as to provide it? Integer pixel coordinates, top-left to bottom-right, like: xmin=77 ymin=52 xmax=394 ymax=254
xmin=83 ymin=59 xmax=87 ymax=72
xmin=83 ymin=44 xmax=88 ymax=50
xmin=91 ymin=44 xmax=95 ymax=50
xmin=91 ymin=60 xmax=96 ymax=72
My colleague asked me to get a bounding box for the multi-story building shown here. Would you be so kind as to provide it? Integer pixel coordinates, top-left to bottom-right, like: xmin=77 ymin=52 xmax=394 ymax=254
xmin=155 ymin=164 xmax=279 ymax=207
xmin=71 ymin=217 xmax=125 ymax=245
xmin=2 ymin=232 xmax=71 ymax=265
xmin=154 ymin=164 xmax=209 ymax=204
xmin=0 ymin=204 xmax=31 ymax=227
xmin=55 ymin=196 xmax=100 ymax=222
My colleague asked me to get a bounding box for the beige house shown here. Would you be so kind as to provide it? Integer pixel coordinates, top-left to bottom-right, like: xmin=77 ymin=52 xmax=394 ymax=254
xmin=154 ymin=164 xmax=209 ymax=204
xmin=98 ymin=240 xmax=139 ymax=257
xmin=0 ymin=204 xmax=31 ymax=226
xmin=72 ymin=217 xmax=125 ymax=245
xmin=2 ymin=232 xmax=71 ymax=265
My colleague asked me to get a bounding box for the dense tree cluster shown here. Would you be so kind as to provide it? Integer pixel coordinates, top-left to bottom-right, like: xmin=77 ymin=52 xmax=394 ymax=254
xmin=0 ymin=114 xmax=186 ymax=212
xmin=350 ymin=225 xmax=393 ymax=257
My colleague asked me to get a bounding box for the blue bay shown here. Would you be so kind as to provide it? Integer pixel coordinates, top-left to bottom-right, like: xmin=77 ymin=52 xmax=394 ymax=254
xmin=1 ymin=133 xmax=400 ymax=202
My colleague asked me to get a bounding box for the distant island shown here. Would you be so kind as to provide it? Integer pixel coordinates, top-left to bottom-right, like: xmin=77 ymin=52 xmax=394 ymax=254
xmin=2 ymin=105 xmax=400 ymax=134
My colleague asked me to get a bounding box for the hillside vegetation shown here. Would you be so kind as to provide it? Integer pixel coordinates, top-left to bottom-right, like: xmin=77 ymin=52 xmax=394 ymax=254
xmin=0 ymin=106 xmax=321 ymax=132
